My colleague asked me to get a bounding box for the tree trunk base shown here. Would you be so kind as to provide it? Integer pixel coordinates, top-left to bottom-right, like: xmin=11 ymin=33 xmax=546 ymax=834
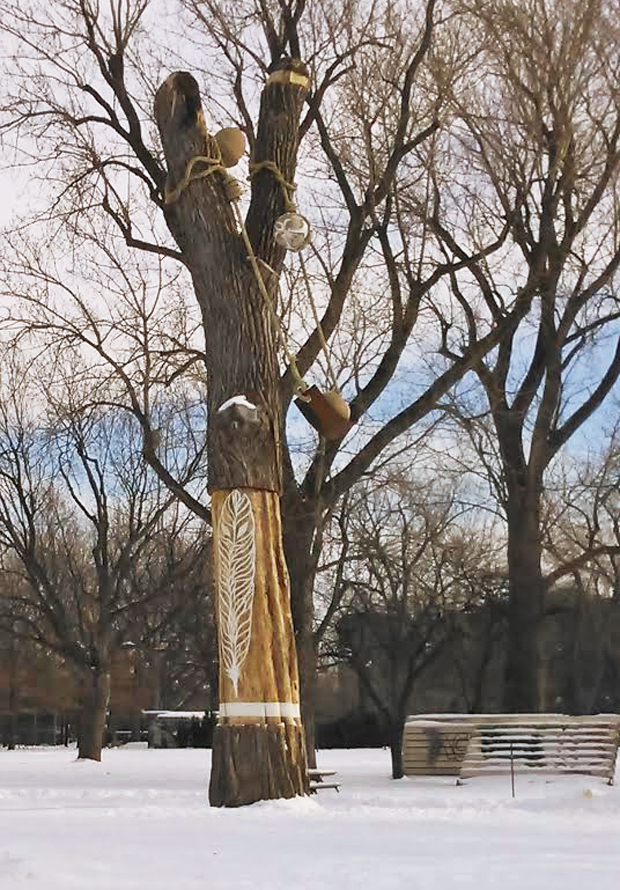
xmin=77 ymin=668 xmax=110 ymax=762
xmin=209 ymin=722 xmax=308 ymax=807
xmin=390 ymin=740 xmax=404 ymax=780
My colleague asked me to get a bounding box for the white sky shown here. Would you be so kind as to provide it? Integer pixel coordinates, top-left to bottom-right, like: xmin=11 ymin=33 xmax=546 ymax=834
xmin=0 ymin=167 xmax=24 ymax=229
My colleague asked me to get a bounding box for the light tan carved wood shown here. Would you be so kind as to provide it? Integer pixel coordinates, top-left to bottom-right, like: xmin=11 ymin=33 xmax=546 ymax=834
xmin=213 ymin=488 xmax=301 ymax=725
xmin=209 ymin=488 xmax=307 ymax=806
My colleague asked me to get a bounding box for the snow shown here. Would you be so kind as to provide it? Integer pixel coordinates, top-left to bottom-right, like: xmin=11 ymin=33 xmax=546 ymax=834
xmin=217 ymin=395 xmax=257 ymax=413
xmin=1 ymin=746 xmax=619 ymax=889
xmin=143 ymin=710 xmax=207 ymax=719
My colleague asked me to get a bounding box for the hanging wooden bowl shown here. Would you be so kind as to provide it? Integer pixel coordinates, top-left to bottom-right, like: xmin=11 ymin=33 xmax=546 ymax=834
xmin=214 ymin=127 xmax=246 ymax=168
xmin=295 ymin=385 xmax=354 ymax=440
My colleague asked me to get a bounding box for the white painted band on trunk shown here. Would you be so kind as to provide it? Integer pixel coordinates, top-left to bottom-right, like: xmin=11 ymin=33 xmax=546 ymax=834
xmin=219 ymin=702 xmax=301 ymax=719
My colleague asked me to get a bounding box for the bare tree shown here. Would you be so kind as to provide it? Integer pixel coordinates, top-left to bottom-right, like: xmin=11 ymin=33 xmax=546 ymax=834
xmin=539 ymin=428 xmax=620 ymax=712
xmin=131 ymin=533 xmax=217 ymax=713
xmin=322 ymin=479 xmax=485 ymax=778
xmin=0 ymin=229 xmax=210 ymax=522
xmin=0 ymin=356 xmax=206 ymax=759
xmin=426 ymin=0 xmax=620 ymax=709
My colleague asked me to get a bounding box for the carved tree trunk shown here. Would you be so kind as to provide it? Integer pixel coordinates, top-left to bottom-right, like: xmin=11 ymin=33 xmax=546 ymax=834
xmin=155 ymin=60 xmax=310 ymax=806
xmin=209 ymin=489 xmax=305 ymax=806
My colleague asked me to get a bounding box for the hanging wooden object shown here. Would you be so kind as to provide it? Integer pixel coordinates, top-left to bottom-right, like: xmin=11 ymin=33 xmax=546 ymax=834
xmin=214 ymin=127 xmax=246 ymax=167
xmin=295 ymin=385 xmax=353 ymax=440
xmin=273 ymin=211 xmax=311 ymax=251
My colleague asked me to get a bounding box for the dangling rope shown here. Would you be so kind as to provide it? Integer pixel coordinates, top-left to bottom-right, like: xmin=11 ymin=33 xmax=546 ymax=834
xmin=249 ymin=160 xmax=342 ymax=395
xmin=165 ymin=149 xmax=309 ymax=399
xmin=230 ymin=199 xmax=310 ymax=400
xmin=298 ymin=250 xmax=340 ymax=394
xmin=165 ymin=150 xmax=340 ymax=398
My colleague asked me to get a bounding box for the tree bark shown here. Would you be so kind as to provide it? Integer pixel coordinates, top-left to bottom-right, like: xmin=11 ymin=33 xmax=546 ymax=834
xmin=504 ymin=486 xmax=545 ymax=712
xmin=7 ymin=633 xmax=18 ymax=750
xmin=469 ymin=609 xmax=501 ymax=714
xmin=155 ymin=60 xmax=311 ymax=806
xmin=7 ymin=690 xmax=17 ymax=751
xmin=389 ymin=718 xmax=405 ymax=779
xmin=77 ymin=667 xmax=111 ymax=761
xmin=282 ymin=489 xmax=319 ymax=767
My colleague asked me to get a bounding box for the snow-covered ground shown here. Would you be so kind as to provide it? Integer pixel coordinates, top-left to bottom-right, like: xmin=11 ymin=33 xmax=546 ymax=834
xmin=1 ymin=745 xmax=619 ymax=889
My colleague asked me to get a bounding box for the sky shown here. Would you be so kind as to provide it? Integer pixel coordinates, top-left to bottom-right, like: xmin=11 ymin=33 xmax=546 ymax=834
xmin=0 ymin=168 xmax=23 ymax=229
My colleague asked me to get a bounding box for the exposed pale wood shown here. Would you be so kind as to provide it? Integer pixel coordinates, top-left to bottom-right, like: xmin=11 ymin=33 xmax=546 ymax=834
xmin=405 ymin=714 xmax=620 ymax=727
xmin=213 ymin=489 xmax=300 ymax=710
xmin=402 ymin=728 xmax=474 ymax=776
xmin=459 ymin=768 xmax=613 ymax=779
xmin=457 ymin=723 xmax=620 ymax=786
xmin=209 ymin=488 xmax=307 ymax=805
xmin=309 ymin=781 xmax=340 ymax=792
xmin=307 ymin=767 xmax=340 ymax=792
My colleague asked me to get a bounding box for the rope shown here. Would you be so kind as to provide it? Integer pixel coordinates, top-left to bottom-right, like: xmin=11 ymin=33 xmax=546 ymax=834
xmin=247 ymin=159 xmax=340 ymax=394
xmin=166 ymin=151 xmax=337 ymax=400
xmin=248 ymin=161 xmax=297 ymax=212
xmin=166 ymin=151 xmax=308 ymax=397
xmin=164 ymin=154 xmax=241 ymax=204
xmin=231 ymin=200 xmax=310 ymax=399
xmin=299 ymin=250 xmax=340 ymax=394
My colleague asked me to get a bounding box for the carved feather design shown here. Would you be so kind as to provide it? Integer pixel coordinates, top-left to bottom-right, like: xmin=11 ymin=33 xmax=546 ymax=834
xmin=218 ymin=489 xmax=256 ymax=697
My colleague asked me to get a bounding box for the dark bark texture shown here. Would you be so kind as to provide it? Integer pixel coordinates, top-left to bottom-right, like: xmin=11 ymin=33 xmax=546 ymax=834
xmin=389 ymin=719 xmax=405 ymax=780
xmin=209 ymin=723 xmax=306 ymax=807
xmin=77 ymin=667 xmax=111 ymax=761
xmin=504 ymin=488 xmax=545 ymax=712
xmin=282 ymin=490 xmax=318 ymax=766
xmin=155 ymin=61 xmax=309 ymax=494
xmin=155 ymin=60 xmax=310 ymax=806
xmin=155 ymin=72 xmax=280 ymax=492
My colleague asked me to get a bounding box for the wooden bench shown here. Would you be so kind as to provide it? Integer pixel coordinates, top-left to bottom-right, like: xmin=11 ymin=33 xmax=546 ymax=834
xmin=402 ymin=714 xmax=620 ymax=785
xmin=403 ymin=717 xmax=477 ymax=776
xmin=307 ymin=768 xmax=340 ymax=792
xmin=457 ymin=716 xmax=620 ymax=786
